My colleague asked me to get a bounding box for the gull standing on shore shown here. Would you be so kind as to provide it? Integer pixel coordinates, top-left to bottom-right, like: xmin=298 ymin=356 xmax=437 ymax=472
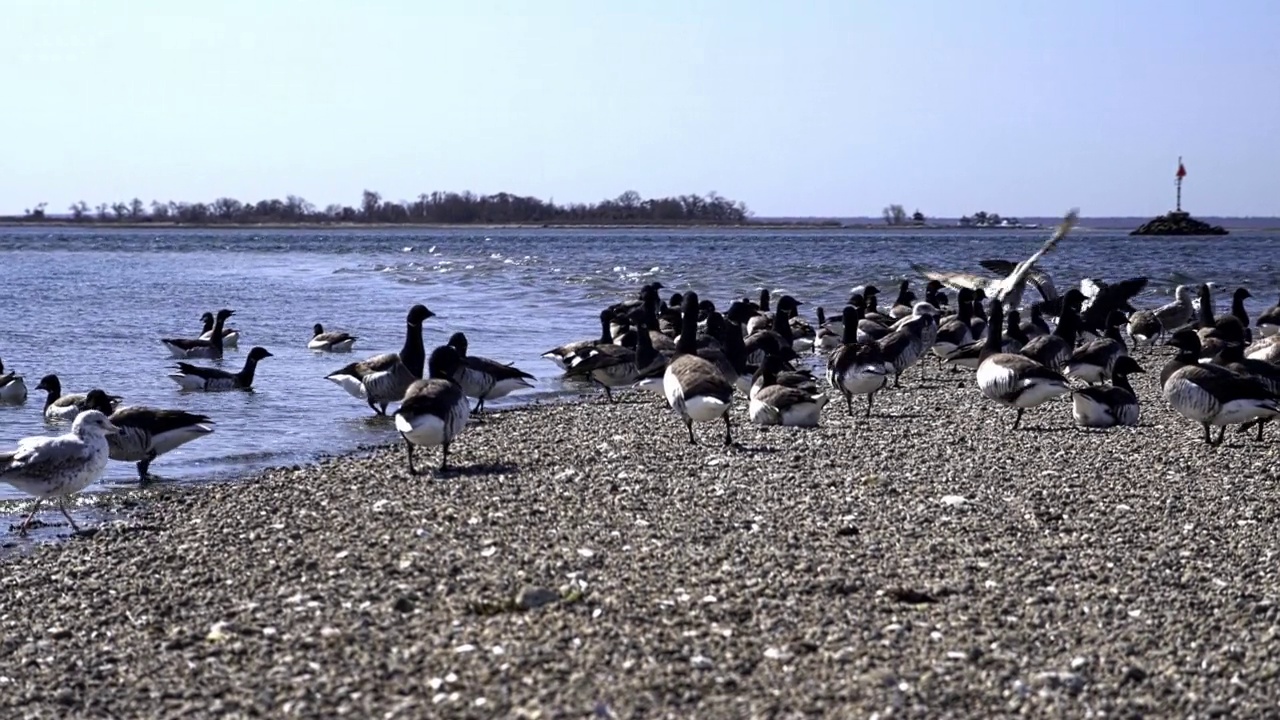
xmin=0 ymin=409 xmax=119 ymax=535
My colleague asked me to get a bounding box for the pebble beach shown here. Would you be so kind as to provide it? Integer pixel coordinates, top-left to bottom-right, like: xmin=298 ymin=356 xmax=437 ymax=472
xmin=3 ymin=344 xmax=1280 ymax=719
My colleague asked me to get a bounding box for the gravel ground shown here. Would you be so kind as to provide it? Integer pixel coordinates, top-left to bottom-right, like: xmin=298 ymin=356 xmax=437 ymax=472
xmin=3 ymin=344 xmax=1280 ymax=719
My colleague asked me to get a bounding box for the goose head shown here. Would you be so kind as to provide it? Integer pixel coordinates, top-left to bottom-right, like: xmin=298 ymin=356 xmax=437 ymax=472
xmin=81 ymin=389 xmax=119 ymax=415
xmin=426 ymin=344 xmax=463 ymax=380
xmin=35 ymin=374 xmax=61 ymax=395
xmin=407 ymin=304 xmax=435 ymax=326
xmin=214 ymin=308 xmax=236 ymax=323
xmin=446 ymin=332 xmax=469 ymax=357
xmin=1164 ymin=328 xmax=1202 ymax=353
xmin=246 ymin=347 xmax=275 ymax=363
xmin=1112 ymin=355 xmax=1145 ymax=377
xmin=1233 ymin=287 xmax=1252 ymax=302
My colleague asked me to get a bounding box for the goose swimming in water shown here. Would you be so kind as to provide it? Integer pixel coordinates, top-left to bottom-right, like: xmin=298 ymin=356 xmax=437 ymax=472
xmin=35 ymin=375 xmax=122 ymax=421
xmin=326 ymin=304 xmax=433 ymax=415
xmin=170 ymin=346 xmax=274 ymax=392
xmin=80 ymin=391 xmax=215 ymax=481
xmin=198 ymin=311 xmax=241 ymax=348
xmin=975 ymin=293 xmax=1072 ymax=430
xmin=445 ymin=331 xmax=536 ymax=413
xmin=1258 ymin=293 xmax=1280 ymax=338
xmin=161 ymin=308 xmax=235 ymax=360
xmin=308 ymin=323 xmax=359 ymax=353
xmin=748 ymin=354 xmax=829 ymax=427
xmin=541 ymin=309 xmax=615 ymax=370
xmin=1071 ymin=355 xmax=1144 ymax=428
xmin=394 ymin=345 xmax=472 ymax=474
xmin=0 ymin=358 xmax=27 ymax=405
xmin=826 ymin=305 xmax=890 ymax=417
xmin=564 ymin=310 xmax=662 ymax=403
xmin=1 ymin=409 xmax=119 ymax=535
xmin=664 ymin=292 xmax=735 ymax=446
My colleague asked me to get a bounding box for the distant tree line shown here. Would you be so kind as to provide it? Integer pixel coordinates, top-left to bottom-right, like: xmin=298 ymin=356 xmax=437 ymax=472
xmin=9 ymin=189 xmax=753 ymax=226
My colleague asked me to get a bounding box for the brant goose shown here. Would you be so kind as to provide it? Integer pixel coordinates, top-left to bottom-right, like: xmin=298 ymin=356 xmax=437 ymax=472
xmin=394 ymin=345 xmax=472 ymax=474
xmin=663 ymin=292 xmax=735 ymax=445
xmin=326 ymin=304 xmax=432 ymax=414
xmin=171 ymin=346 xmax=274 ymax=392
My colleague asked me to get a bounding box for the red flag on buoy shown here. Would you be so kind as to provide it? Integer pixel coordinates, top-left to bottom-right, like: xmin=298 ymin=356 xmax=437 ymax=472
xmin=1176 ymin=159 xmax=1187 ymax=178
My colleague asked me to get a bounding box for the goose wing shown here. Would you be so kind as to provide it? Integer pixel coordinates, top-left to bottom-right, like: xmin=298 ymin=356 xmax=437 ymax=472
xmin=991 ymin=209 xmax=1079 ymax=304
xmin=173 ymin=362 xmax=234 ymax=381
xmin=909 ymin=265 xmax=994 ymax=292
xmin=979 ymin=259 xmax=1061 ymax=302
xmin=111 ymin=406 xmax=215 ymax=434
xmin=1177 ymin=364 xmax=1277 ymax=403
xmin=465 ymin=355 xmax=535 ymax=381
xmin=329 ymin=352 xmax=399 ymax=380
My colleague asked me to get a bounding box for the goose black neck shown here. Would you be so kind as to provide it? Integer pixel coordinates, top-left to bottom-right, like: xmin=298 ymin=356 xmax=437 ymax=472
xmin=981 ymin=302 xmax=1005 ymax=360
xmin=840 ymin=308 xmax=860 ymax=345
xmin=772 ymin=307 xmax=792 ymax=341
xmin=211 ymin=312 xmax=228 ymax=351
xmin=722 ymin=320 xmax=749 ymax=373
xmin=957 ymin=296 xmax=973 ymax=324
xmin=676 ymin=301 xmax=700 ymax=355
xmin=239 ymin=356 xmax=261 ymax=386
xmin=1114 ymin=372 xmax=1135 ymax=395
xmin=1232 ymin=295 xmax=1248 ymax=324
xmin=598 ymin=315 xmax=612 ymax=344
xmin=400 ymin=319 xmax=426 ymax=377
xmin=1053 ymin=310 xmax=1078 ymax=345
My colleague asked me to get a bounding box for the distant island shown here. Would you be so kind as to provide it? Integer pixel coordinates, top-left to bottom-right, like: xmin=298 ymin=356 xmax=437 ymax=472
xmin=1129 ymin=210 xmax=1229 ymax=236
xmin=1 ymin=190 xmax=774 ymax=228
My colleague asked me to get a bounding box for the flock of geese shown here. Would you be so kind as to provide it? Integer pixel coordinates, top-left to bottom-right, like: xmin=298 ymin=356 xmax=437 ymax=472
xmin=3 ymin=211 xmax=1280 ymax=536
xmin=0 ymin=304 xmax=536 ymax=535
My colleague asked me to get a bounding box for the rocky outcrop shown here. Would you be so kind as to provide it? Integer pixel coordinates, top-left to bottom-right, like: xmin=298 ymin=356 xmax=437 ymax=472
xmin=1130 ymin=211 xmax=1228 ymax=236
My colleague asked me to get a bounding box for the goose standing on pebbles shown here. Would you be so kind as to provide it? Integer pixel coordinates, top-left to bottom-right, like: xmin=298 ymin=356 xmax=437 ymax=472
xmin=308 ymin=323 xmax=358 ymax=353
xmin=975 ymin=301 xmax=1072 ymax=429
xmin=0 ymin=409 xmax=119 ymax=535
xmin=445 ymin=331 xmax=536 ymax=413
xmin=81 ymin=391 xmax=215 ymax=481
xmin=1071 ymin=355 xmax=1144 ymax=428
xmin=326 ymin=304 xmax=433 ymax=415
xmin=664 ymin=292 xmax=735 ymax=446
xmin=827 ymin=306 xmax=890 ymax=417
xmin=1162 ymin=329 xmax=1279 ymax=445
xmin=171 ymin=346 xmax=274 ymax=392
xmin=394 ymin=345 xmax=471 ymax=475
xmin=0 ymin=358 xmax=27 ymax=404
xmin=162 ymin=308 xmax=235 ymax=360
xmin=198 ymin=311 xmax=241 ymax=348
xmin=1257 ymin=294 xmax=1280 ymax=338
xmin=36 ymin=375 xmax=122 ymax=421
xmin=748 ymin=354 xmax=829 ymax=427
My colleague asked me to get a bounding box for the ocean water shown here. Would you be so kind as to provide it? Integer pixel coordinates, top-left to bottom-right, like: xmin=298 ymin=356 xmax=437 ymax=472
xmin=1 ymin=225 xmax=1277 ymax=507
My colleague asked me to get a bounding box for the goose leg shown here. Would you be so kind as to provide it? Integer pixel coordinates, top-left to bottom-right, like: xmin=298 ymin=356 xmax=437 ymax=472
xmin=366 ymin=396 xmax=381 ymax=415
xmin=1257 ymin=419 xmax=1267 ymax=442
xmin=440 ymin=442 xmax=451 ymax=472
xmin=1215 ymin=425 xmax=1227 ymax=446
xmin=137 ymin=452 xmax=157 ymax=482
xmin=1012 ymin=408 xmax=1025 ymax=430
xmin=722 ymin=413 xmax=733 ymax=446
xmin=18 ymin=498 xmax=44 ymax=535
xmin=684 ymin=417 xmax=696 ymax=445
xmin=402 ymin=436 xmax=417 ymax=475
xmin=893 ymin=371 xmax=901 ymax=389
xmin=1202 ymin=423 xmax=1213 ymax=445
xmin=603 ymin=385 xmax=616 ymax=404
xmin=866 ymin=391 xmax=876 ymax=418
xmin=57 ymin=498 xmax=81 ymax=532
xmin=843 ymin=390 xmax=854 ymax=417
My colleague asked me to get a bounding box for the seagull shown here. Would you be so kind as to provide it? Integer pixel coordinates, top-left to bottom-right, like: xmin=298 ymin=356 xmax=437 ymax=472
xmin=0 ymin=409 xmax=119 ymax=535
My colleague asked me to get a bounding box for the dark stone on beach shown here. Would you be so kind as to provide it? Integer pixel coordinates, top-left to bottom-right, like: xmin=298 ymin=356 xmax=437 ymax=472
xmin=1130 ymin=210 xmax=1229 ymax=236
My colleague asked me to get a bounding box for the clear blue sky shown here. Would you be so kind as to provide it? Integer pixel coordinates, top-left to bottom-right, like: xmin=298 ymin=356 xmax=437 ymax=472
xmin=3 ymin=0 xmax=1277 ymax=218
